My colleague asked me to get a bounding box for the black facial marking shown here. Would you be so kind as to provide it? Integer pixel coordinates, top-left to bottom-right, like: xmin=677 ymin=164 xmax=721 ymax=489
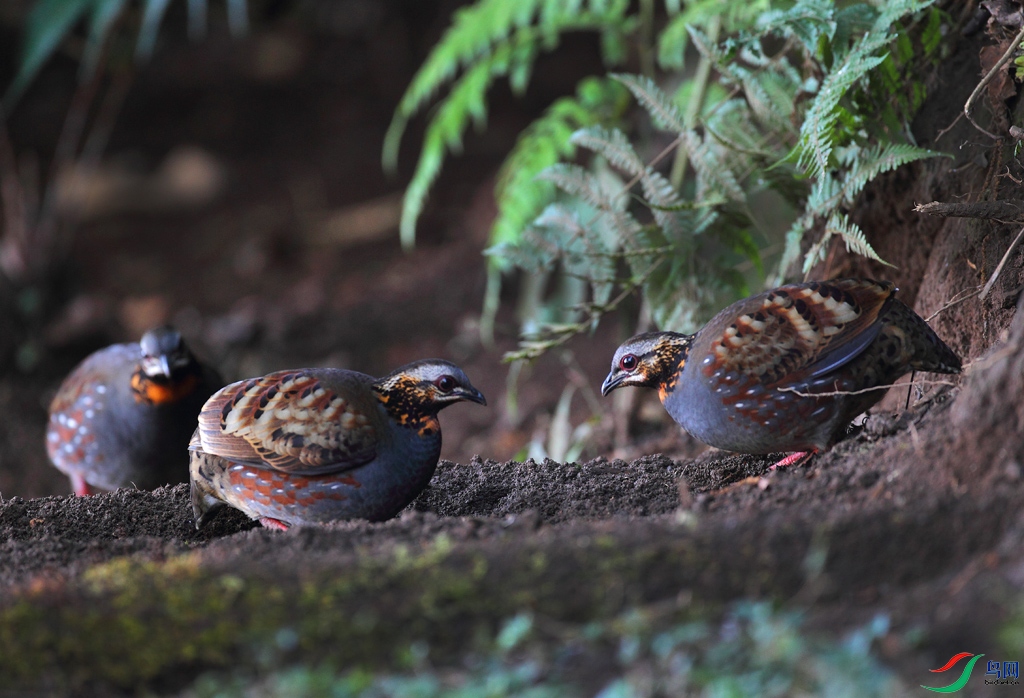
xmin=374 ymin=375 xmax=440 ymax=431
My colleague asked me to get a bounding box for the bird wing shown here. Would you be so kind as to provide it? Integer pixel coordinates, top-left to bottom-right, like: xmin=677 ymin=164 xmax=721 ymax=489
xmin=703 ymin=279 xmax=895 ymax=386
xmin=194 ymin=369 xmax=379 ymax=475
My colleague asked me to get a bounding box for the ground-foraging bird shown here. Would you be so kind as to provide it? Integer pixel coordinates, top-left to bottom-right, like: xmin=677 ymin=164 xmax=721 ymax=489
xmin=601 ymin=279 xmax=961 ymax=467
xmin=46 ymin=326 xmax=223 ymax=495
xmin=189 ymin=359 xmax=486 ymax=530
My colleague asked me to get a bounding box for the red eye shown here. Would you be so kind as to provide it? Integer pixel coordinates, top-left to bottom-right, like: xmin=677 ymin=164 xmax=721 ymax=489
xmin=435 ymin=375 xmax=456 ymax=392
xmin=619 ymin=354 xmax=638 ymax=371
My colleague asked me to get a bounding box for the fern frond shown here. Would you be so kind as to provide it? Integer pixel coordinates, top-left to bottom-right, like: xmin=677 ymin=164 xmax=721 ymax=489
xmin=538 ymin=163 xmax=622 ymax=212
xmin=792 ymin=0 xmax=934 ymax=179
xmin=736 ymin=67 xmax=798 ymax=136
xmin=399 ymin=50 xmax=500 ymax=249
xmin=793 ymin=50 xmax=886 ymax=178
xmin=838 ymin=142 xmax=946 ymax=205
xmin=490 ymin=78 xmax=623 ymax=253
xmin=685 ymin=25 xmax=727 ymax=68
xmin=570 ymin=126 xmax=646 ymax=176
xmin=389 ymin=1 xmax=635 ymax=247
xmin=383 ymin=0 xmax=548 ymax=172
xmin=801 ymin=212 xmax=889 ymax=274
xmin=640 ymin=169 xmax=696 ymax=245
xmin=656 ymin=0 xmax=750 ymax=69
xmin=829 ymin=212 xmax=890 ymax=265
xmin=540 ymin=162 xmax=643 ymax=248
xmin=755 ymin=0 xmax=835 ymax=55
xmin=805 ymin=175 xmax=842 ymax=217
xmin=681 ymin=130 xmax=746 ymax=203
xmin=611 ymin=73 xmax=686 ymax=132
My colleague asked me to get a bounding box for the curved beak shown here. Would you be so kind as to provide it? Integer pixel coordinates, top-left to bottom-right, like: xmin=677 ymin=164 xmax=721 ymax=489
xmin=459 ymin=386 xmax=487 ymax=406
xmin=600 ymin=370 xmax=625 ymax=396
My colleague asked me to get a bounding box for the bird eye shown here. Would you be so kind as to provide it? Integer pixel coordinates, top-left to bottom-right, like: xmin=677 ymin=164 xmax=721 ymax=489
xmin=435 ymin=375 xmax=456 ymax=392
xmin=619 ymin=354 xmax=638 ymax=371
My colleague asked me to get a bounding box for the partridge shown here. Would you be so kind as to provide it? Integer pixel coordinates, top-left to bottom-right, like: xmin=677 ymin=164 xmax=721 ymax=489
xmin=47 ymin=326 xmax=223 ymax=495
xmin=189 ymin=359 xmax=485 ymax=530
xmin=602 ymin=279 xmax=961 ymax=465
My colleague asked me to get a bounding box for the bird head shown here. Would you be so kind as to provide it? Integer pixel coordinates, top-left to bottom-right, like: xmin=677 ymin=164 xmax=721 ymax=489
xmin=376 ymin=359 xmax=486 ymax=413
xmin=139 ymin=326 xmax=195 ymax=380
xmin=601 ymin=331 xmax=693 ymax=398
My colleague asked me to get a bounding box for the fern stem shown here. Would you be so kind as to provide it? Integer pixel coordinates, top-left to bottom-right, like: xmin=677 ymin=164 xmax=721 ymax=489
xmin=670 ymin=13 xmax=720 ymax=189
xmin=479 ymin=263 xmax=502 ymax=348
xmin=503 ymin=257 xmax=666 ymax=362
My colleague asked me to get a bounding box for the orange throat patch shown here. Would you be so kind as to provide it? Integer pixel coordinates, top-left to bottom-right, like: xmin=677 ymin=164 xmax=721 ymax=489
xmin=131 ymin=370 xmax=200 ymax=405
xmin=656 ymin=359 xmax=683 ymax=402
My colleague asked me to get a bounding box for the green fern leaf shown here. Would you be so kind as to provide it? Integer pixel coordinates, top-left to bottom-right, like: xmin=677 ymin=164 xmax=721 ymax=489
xmin=400 ymin=51 xmax=501 ymax=248
xmin=389 ymin=1 xmax=634 ymax=246
xmin=611 ymin=73 xmax=685 ymax=132
xmin=538 ymin=163 xmax=619 ymax=210
xmin=828 ymin=212 xmax=890 ymax=265
xmin=570 ymin=126 xmax=645 ymax=175
xmin=681 ymin=130 xmax=746 ymax=203
xmin=801 ymin=212 xmax=889 ymax=274
xmin=383 ymin=0 xmax=547 ymax=172
xmin=755 ymin=0 xmax=835 ymax=55
xmin=794 ymin=51 xmax=886 ymax=178
xmin=839 ymin=142 xmax=946 ymax=205
xmin=490 ymin=76 xmax=626 ymax=260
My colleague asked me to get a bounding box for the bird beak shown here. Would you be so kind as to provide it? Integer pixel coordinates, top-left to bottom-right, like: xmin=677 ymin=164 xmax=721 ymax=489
xmin=460 ymin=387 xmax=487 ymax=406
xmin=600 ymin=371 xmax=624 ymax=396
xmin=158 ymin=355 xmax=172 ymax=378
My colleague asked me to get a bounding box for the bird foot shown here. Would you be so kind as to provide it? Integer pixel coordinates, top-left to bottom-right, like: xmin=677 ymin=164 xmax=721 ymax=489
xmin=770 ymin=451 xmax=816 ymax=470
xmin=71 ymin=474 xmax=93 ymax=497
xmin=259 ymin=517 xmax=290 ymax=531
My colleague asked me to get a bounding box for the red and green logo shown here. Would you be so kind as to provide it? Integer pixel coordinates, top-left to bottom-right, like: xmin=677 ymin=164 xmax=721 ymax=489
xmin=922 ymin=653 xmax=984 ymax=693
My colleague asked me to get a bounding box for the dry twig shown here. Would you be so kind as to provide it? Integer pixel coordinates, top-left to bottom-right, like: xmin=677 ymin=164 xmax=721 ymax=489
xmin=981 ymin=224 xmax=1024 ymax=300
xmin=963 ymin=24 xmax=1024 ymax=140
xmin=777 ymin=379 xmax=958 ymax=399
xmin=926 ymin=285 xmax=985 ymax=322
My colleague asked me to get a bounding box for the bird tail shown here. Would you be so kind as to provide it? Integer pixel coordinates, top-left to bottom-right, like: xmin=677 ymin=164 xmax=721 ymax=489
xmin=887 ymin=300 xmax=962 ymax=374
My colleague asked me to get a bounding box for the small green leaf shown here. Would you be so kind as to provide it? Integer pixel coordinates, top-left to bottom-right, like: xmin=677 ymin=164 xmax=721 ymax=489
xmin=5 ymin=0 xmax=95 ymax=106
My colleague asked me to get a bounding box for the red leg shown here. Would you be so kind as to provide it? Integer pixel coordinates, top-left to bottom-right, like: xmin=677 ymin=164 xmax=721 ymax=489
xmin=71 ymin=473 xmax=93 ymax=497
xmin=259 ymin=517 xmax=290 ymax=531
xmin=770 ymin=450 xmax=817 ymax=470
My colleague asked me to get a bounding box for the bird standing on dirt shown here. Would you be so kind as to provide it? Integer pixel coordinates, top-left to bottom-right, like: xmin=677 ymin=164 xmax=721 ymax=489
xmin=601 ymin=279 xmax=961 ymax=467
xmin=46 ymin=326 xmax=223 ymax=495
xmin=189 ymin=359 xmax=486 ymax=530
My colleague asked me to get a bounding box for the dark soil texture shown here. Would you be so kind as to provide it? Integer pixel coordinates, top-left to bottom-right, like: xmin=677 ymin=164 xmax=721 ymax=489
xmin=2 ymin=3 xmax=1024 ymax=696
